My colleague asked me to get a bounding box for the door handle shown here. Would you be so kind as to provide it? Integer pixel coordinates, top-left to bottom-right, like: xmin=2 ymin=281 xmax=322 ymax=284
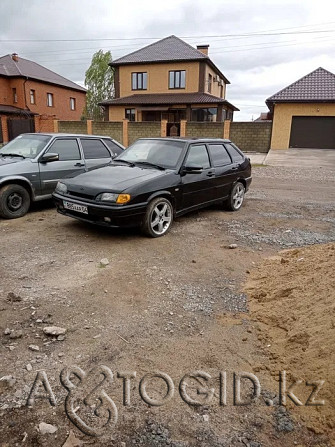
xmin=231 ymin=166 xmax=239 ymax=171
xmin=75 ymin=162 xmax=85 ymax=167
xmin=207 ymin=171 xmax=215 ymax=177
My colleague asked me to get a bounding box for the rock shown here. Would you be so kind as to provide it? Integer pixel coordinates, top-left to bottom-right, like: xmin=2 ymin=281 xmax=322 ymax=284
xmin=29 ymin=344 xmax=40 ymax=352
xmin=0 ymin=375 xmax=16 ymax=392
xmin=57 ymin=335 xmax=65 ymax=341
xmin=4 ymin=328 xmax=11 ymax=335
xmin=100 ymin=258 xmax=109 ymax=267
xmin=203 ymin=414 xmax=209 ymax=422
xmin=9 ymin=330 xmax=23 ymax=339
xmin=38 ymin=422 xmax=58 ymax=435
xmin=26 ymin=363 xmax=33 ymax=372
xmin=62 ymin=430 xmax=83 ymax=447
xmin=228 ymin=244 xmax=238 ymax=249
xmin=43 ymin=326 xmax=66 ymax=336
xmin=6 ymin=292 xmax=22 ymax=302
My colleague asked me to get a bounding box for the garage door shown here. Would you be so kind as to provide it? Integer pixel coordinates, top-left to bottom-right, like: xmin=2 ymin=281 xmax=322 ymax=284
xmin=289 ymin=116 xmax=335 ymax=149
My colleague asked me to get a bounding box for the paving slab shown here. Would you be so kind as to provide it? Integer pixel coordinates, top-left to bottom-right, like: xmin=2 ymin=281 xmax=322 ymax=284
xmin=264 ymin=148 xmax=335 ymax=169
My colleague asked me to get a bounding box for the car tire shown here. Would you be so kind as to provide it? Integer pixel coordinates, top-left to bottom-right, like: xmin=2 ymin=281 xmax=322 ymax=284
xmin=141 ymin=197 xmax=173 ymax=238
xmin=224 ymin=181 xmax=245 ymax=211
xmin=0 ymin=184 xmax=31 ymax=219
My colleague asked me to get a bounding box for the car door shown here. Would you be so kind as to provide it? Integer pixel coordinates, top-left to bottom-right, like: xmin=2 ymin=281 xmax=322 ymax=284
xmin=181 ymin=143 xmax=217 ymax=211
xmin=224 ymin=143 xmax=245 ymax=178
xmin=38 ymin=138 xmax=86 ymax=195
xmin=80 ymin=138 xmax=112 ymax=170
xmin=207 ymin=143 xmax=235 ymax=199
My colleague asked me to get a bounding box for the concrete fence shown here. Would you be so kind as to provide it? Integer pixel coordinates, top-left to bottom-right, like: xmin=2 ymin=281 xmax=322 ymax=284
xmin=53 ymin=119 xmax=272 ymax=152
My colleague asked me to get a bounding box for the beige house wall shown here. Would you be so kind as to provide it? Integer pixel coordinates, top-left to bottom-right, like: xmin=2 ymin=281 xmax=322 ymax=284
xmin=270 ymin=102 xmax=335 ymax=149
xmin=204 ymin=64 xmax=226 ymax=98
xmin=119 ymin=62 xmax=200 ymax=97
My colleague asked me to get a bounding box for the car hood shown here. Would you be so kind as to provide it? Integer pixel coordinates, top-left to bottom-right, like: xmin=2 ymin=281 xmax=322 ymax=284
xmin=0 ymin=156 xmax=26 ymax=167
xmin=64 ymin=164 xmax=169 ymax=194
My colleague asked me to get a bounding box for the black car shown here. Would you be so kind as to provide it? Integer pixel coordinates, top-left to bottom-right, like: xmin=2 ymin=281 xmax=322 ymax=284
xmin=53 ymin=138 xmax=252 ymax=237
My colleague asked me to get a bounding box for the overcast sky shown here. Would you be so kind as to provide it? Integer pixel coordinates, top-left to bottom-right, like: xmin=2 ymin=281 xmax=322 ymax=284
xmin=1 ymin=0 xmax=334 ymax=120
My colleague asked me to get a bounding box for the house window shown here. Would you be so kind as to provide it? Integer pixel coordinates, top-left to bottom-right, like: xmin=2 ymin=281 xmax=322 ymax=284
xmin=30 ymin=90 xmax=36 ymax=104
xmin=47 ymin=93 xmax=54 ymax=107
xmin=169 ymin=70 xmax=186 ymax=89
xmin=191 ymin=107 xmax=218 ymax=122
xmin=125 ymin=108 xmax=136 ymax=121
xmin=132 ymin=73 xmax=147 ymax=90
xmin=70 ymin=97 xmax=76 ymax=110
xmin=208 ymin=74 xmax=212 ymax=93
xmin=12 ymin=88 xmax=17 ymax=103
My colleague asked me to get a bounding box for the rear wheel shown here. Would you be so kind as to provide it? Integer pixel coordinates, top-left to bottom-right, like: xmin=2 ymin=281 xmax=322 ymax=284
xmin=141 ymin=197 xmax=173 ymax=237
xmin=0 ymin=184 xmax=31 ymax=219
xmin=224 ymin=182 xmax=245 ymax=211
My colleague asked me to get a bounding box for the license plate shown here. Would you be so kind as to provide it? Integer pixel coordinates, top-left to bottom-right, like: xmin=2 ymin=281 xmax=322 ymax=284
xmin=63 ymin=201 xmax=88 ymax=214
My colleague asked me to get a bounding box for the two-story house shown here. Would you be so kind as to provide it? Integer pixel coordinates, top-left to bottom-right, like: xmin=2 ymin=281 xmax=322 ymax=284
xmin=0 ymin=53 xmax=86 ymax=142
xmin=100 ymin=36 xmax=238 ymax=134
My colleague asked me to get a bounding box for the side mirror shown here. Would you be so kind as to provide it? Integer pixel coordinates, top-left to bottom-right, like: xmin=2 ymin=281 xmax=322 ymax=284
xmin=182 ymin=165 xmax=203 ymax=174
xmin=40 ymin=153 xmax=59 ymax=163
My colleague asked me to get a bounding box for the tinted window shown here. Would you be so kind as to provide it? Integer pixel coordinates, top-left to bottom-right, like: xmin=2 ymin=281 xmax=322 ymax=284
xmin=208 ymin=144 xmax=232 ymax=167
xmin=1 ymin=134 xmax=51 ymax=158
xmin=48 ymin=139 xmax=80 ymax=161
xmin=225 ymin=143 xmax=244 ymax=162
xmin=81 ymin=139 xmax=111 ymax=159
xmin=102 ymin=139 xmax=123 ymax=156
xmin=185 ymin=145 xmax=210 ymax=169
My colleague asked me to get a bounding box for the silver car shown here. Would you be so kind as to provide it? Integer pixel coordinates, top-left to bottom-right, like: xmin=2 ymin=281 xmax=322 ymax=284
xmin=0 ymin=133 xmax=124 ymax=219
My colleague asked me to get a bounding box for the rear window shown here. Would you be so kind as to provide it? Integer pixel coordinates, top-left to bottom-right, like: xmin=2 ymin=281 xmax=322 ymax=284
xmin=81 ymin=138 xmax=111 ymax=159
xmin=208 ymin=144 xmax=232 ymax=167
xmin=102 ymin=139 xmax=123 ymax=156
xmin=224 ymin=143 xmax=244 ymax=162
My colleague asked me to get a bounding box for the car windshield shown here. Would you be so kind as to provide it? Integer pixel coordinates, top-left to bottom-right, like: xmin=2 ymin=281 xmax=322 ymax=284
xmin=115 ymin=139 xmax=186 ymax=169
xmin=0 ymin=134 xmax=51 ymax=159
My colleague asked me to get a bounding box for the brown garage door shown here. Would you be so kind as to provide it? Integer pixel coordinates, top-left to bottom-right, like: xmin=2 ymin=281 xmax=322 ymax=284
xmin=289 ymin=116 xmax=335 ymax=149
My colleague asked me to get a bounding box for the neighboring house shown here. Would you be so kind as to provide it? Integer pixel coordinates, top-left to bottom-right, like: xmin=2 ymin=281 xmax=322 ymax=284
xmin=266 ymin=67 xmax=335 ymax=150
xmin=0 ymin=53 xmax=86 ymax=142
xmin=100 ymin=35 xmax=238 ymax=135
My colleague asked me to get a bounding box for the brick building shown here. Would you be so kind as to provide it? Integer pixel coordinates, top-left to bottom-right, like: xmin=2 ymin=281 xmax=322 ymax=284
xmin=0 ymin=53 xmax=86 ymax=143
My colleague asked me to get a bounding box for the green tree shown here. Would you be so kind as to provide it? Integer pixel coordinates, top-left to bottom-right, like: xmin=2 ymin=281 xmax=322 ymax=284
xmin=84 ymin=50 xmax=114 ymax=120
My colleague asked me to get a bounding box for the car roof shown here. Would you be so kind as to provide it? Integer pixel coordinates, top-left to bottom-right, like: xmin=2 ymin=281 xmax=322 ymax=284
xmin=21 ymin=133 xmax=117 ymax=139
xmin=137 ymin=137 xmax=232 ymax=143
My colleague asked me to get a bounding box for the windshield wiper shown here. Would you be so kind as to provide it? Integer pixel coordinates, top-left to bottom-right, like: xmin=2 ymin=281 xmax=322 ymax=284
xmin=113 ymin=159 xmax=135 ymax=167
xmin=0 ymin=153 xmax=26 ymax=159
xmin=135 ymin=161 xmax=165 ymax=170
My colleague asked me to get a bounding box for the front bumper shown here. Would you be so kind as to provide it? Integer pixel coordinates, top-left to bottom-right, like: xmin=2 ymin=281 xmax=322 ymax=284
xmin=53 ymin=193 xmax=147 ymax=228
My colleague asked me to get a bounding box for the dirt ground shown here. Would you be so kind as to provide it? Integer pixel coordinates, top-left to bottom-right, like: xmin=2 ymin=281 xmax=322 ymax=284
xmin=0 ymin=165 xmax=335 ymax=447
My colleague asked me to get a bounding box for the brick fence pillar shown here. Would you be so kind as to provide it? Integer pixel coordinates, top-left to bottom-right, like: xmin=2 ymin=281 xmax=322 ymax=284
xmin=87 ymin=120 xmax=93 ymax=135
xmin=122 ymin=119 xmax=129 ymax=147
xmin=1 ymin=115 xmax=8 ymax=143
xmin=34 ymin=115 xmax=41 ymax=133
xmin=53 ymin=119 xmax=59 ymax=133
xmin=180 ymin=120 xmax=187 ymax=137
xmin=223 ymin=120 xmax=231 ymax=139
xmin=161 ymin=119 xmax=167 ymax=138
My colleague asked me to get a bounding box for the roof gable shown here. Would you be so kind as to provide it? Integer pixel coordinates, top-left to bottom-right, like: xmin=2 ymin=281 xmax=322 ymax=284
xmin=111 ymin=35 xmax=208 ymax=66
xmin=266 ymin=67 xmax=335 ymax=104
xmin=0 ymin=54 xmax=86 ymax=92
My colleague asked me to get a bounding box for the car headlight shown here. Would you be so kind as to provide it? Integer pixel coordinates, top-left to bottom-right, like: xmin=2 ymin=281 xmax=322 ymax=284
xmin=98 ymin=193 xmax=131 ymax=204
xmin=55 ymin=182 xmax=67 ymax=195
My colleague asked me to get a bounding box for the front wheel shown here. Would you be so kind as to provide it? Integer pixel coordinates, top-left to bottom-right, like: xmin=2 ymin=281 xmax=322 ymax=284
xmin=0 ymin=184 xmax=31 ymax=219
xmin=224 ymin=182 xmax=245 ymax=211
xmin=141 ymin=197 xmax=173 ymax=238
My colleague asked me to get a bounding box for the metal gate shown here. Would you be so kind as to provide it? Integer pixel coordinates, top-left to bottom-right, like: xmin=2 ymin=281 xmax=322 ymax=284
xmin=167 ymin=122 xmax=180 ymax=137
xmin=289 ymin=116 xmax=335 ymax=149
xmin=7 ymin=118 xmax=35 ymax=141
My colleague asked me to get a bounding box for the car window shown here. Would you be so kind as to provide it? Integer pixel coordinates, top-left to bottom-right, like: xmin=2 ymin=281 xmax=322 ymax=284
xmin=224 ymin=143 xmax=244 ymax=162
xmin=102 ymin=139 xmax=123 ymax=156
xmin=0 ymin=134 xmax=51 ymax=158
xmin=185 ymin=144 xmax=210 ymax=169
xmin=81 ymin=139 xmax=111 ymax=159
xmin=47 ymin=139 xmax=81 ymax=161
xmin=208 ymin=144 xmax=232 ymax=167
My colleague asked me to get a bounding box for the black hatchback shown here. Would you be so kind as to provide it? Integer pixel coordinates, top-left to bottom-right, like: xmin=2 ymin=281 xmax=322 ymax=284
xmin=53 ymin=138 xmax=252 ymax=237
